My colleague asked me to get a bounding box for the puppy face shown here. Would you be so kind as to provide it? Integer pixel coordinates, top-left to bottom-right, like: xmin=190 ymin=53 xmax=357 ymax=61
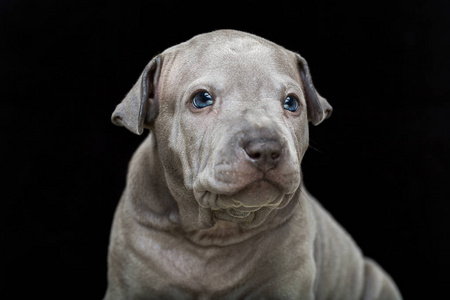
xmin=112 ymin=30 xmax=332 ymax=229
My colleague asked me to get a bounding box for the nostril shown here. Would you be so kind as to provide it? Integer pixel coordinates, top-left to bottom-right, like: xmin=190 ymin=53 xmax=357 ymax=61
xmin=244 ymin=142 xmax=263 ymax=160
xmin=271 ymin=151 xmax=280 ymax=160
xmin=248 ymin=151 xmax=261 ymax=160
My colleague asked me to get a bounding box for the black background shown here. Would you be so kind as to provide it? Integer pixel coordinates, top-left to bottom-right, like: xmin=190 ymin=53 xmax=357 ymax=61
xmin=3 ymin=0 xmax=449 ymax=299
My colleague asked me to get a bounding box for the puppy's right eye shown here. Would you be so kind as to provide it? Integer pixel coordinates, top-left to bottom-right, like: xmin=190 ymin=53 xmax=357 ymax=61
xmin=192 ymin=91 xmax=214 ymax=109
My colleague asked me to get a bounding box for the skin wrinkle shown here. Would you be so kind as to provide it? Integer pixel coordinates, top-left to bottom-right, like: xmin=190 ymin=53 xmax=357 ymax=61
xmin=194 ymin=128 xmax=208 ymax=183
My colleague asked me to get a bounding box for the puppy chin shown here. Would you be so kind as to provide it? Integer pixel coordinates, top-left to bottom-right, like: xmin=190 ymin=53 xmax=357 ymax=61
xmin=193 ymin=180 xmax=298 ymax=229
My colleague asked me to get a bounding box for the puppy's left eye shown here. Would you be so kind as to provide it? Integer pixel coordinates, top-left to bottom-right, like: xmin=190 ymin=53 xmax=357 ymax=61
xmin=283 ymin=96 xmax=299 ymax=112
xmin=192 ymin=91 xmax=214 ymax=109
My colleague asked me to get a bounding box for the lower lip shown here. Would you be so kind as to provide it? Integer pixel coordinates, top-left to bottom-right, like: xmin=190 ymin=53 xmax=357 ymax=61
xmin=227 ymin=208 xmax=251 ymax=218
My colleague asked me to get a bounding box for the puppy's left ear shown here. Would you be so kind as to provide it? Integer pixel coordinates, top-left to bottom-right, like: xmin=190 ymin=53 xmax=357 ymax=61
xmin=111 ymin=56 xmax=162 ymax=135
xmin=296 ymin=54 xmax=333 ymax=126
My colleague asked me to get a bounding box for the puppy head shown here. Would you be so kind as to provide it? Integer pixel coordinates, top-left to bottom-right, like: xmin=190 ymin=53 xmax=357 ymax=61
xmin=112 ymin=30 xmax=332 ymax=229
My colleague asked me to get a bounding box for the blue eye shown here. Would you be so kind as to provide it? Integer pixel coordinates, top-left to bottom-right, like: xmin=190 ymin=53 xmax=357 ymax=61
xmin=192 ymin=91 xmax=214 ymax=109
xmin=283 ymin=96 xmax=299 ymax=112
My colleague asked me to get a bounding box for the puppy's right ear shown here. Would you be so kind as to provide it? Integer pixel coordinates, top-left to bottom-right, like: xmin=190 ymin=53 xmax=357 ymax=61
xmin=111 ymin=56 xmax=162 ymax=135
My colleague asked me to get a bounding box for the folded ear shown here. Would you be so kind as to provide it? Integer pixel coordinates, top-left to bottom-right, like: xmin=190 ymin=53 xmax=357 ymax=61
xmin=296 ymin=54 xmax=333 ymax=126
xmin=111 ymin=56 xmax=162 ymax=135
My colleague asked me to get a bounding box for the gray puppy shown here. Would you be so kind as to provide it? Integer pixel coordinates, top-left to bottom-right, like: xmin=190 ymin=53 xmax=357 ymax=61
xmin=105 ymin=30 xmax=402 ymax=300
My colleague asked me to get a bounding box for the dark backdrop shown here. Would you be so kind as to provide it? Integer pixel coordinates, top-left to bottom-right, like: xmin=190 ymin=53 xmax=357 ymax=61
xmin=3 ymin=0 xmax=449 ymax=299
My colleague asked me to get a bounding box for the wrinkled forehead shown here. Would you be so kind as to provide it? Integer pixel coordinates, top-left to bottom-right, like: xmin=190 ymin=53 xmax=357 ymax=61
xmin=162 ymin=35 xmax=301 ymax=93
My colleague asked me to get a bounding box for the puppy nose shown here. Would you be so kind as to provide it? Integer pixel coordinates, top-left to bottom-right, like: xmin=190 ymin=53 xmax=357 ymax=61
xmin=244 ymin=139 xmax=282 ymax=172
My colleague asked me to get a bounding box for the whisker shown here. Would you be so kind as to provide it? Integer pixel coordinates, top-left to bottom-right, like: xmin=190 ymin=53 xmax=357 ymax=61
xmin=300 ymin=188 xmax=309 ymax=200
xmin=308 ymin=138 xmax=323 ymax=153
